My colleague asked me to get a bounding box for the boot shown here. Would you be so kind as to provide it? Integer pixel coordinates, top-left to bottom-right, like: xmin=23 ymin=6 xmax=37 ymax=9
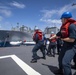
xmin=71 ymin=64 xmax=76 ymax=69
xmin=42 ymin=56 xmax=46 ymax=59
xmin=54 ymin=69 xmax=63 ymax=74
xmin=30 ymin=59 xmax=37 ymax=63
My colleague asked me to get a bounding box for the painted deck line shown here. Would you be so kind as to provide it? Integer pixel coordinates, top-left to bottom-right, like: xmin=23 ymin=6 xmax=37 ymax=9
xmin=0 ymin=55 xmax=41 ymax=75
xmin=0 ymin=55 xmax=12 ymax=59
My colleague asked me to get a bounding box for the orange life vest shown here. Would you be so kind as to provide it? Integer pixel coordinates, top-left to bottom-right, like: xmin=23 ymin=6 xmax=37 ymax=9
xmin=60 ymin=18 xmax=76 ymax=38
xmin=50 ymin=34 xmax=56 ymax=42
xmin=33 ymin=30 xmax=43 ymax=41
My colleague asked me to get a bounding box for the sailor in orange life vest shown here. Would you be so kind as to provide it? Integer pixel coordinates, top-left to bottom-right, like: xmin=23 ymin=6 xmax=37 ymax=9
xmin=31 ymin=27 xmax=46 ymax=63
xmin=47 ymin=31 xmax=56 ymax=57
xmin=47 ymin=12 xmax=76 ymax=75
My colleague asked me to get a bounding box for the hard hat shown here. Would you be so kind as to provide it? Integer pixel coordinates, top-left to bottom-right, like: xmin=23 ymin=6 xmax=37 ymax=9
xmin=60 ymin=12 xmax=72 ymax=19
xmin=34 ymin=26 xmax=39 ymax=30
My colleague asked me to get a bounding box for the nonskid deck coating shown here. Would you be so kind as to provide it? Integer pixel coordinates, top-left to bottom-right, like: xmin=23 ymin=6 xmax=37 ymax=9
xmin=0 ymin=45 xmax=75 ymax=75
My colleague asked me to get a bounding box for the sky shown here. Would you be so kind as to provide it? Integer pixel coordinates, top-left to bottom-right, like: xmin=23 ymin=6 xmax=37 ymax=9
xmin=0 ymin=0 xmax=76 ymax=31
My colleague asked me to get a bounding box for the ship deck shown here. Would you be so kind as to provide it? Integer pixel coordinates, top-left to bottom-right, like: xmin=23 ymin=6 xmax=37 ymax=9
xmin=0 ymin=45 xmax=76 ymax=75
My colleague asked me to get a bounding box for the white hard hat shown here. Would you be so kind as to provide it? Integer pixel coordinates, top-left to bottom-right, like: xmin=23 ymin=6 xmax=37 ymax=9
xmin=34 ymin=26 xmax=39 ymax=30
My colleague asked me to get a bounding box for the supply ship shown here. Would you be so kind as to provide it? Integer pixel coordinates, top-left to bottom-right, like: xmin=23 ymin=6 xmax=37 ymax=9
xmin=0 ymin=25 xmax=59 ymax=47
xmin=0 ymin=25 xmax=33 ymax=47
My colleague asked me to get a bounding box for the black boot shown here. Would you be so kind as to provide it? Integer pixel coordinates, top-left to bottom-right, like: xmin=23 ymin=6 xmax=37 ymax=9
xmin=52 ymin=55 xmax=55 ymax=57
xmin=31 ymin=59 xmax=37 ymax=63
xmin=42 ymin=56 xmax=46 ymax=59
xmin=71 ymin=64 xmax=76 ymax=69
xmin=54 ymin=69 xmax=63 ymax=74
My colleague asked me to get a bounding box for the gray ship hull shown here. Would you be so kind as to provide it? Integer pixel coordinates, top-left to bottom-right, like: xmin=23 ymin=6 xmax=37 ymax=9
xmin=0 ymin=30 xmax=33 ymax=42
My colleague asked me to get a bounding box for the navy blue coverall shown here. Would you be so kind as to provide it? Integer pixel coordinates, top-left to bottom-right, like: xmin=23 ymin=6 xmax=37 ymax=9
xmin=32 ymin=40 xmax=45 ymax=60
xmin=32 ymin=33 xmax=46 ymax=61
xmin=56 ymin=24 xmax=76 ymax=75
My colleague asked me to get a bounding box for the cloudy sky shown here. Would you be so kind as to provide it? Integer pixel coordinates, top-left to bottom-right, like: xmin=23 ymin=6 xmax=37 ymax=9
xmin=0 ymin=0 xmax=76 ymax=31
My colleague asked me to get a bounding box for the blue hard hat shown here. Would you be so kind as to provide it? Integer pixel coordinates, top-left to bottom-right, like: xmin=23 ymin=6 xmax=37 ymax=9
xmin=60 ymin=12 xmax=72 ymax=19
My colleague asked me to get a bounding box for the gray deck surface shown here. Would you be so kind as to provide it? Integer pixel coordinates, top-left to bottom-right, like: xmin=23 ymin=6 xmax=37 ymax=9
xmin=0 ymin=45 xmax=75 ymax=75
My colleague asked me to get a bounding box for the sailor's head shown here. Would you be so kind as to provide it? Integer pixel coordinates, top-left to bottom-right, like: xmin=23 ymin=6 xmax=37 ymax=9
xmin=60 ymin=12 xmax=72 ymax=24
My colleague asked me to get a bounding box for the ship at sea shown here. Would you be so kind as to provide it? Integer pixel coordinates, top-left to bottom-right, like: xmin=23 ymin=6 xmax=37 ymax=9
xmin=0 ymin=25 xmax=33 ymax=47
xmin=0 ymin=24 xmax=59 ymax=47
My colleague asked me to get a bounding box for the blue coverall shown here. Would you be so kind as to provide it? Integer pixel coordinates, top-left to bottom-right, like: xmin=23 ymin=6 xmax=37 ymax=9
xmin=57 ymin=24 xmax=76 ymax=75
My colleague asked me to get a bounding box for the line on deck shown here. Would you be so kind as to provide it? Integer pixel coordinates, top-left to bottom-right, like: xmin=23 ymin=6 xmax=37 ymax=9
xmin=0 ymin=54 xmax=41 ymax=75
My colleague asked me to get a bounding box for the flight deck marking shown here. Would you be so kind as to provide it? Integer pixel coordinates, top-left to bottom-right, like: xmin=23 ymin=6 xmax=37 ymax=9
xmin=0 ymin=55 xmax=41 ymax=75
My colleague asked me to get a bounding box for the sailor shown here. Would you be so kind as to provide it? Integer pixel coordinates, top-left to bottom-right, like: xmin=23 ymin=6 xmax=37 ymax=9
xmin=43 ymin=33 xmax=48 ymax=53
xmin=47 ymin=31 xmax=56 ymax=57
xmin=31 ymin=27 xmax=46 ymax=63
xmin=47 ymin=12 xmax=76 ymax=75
